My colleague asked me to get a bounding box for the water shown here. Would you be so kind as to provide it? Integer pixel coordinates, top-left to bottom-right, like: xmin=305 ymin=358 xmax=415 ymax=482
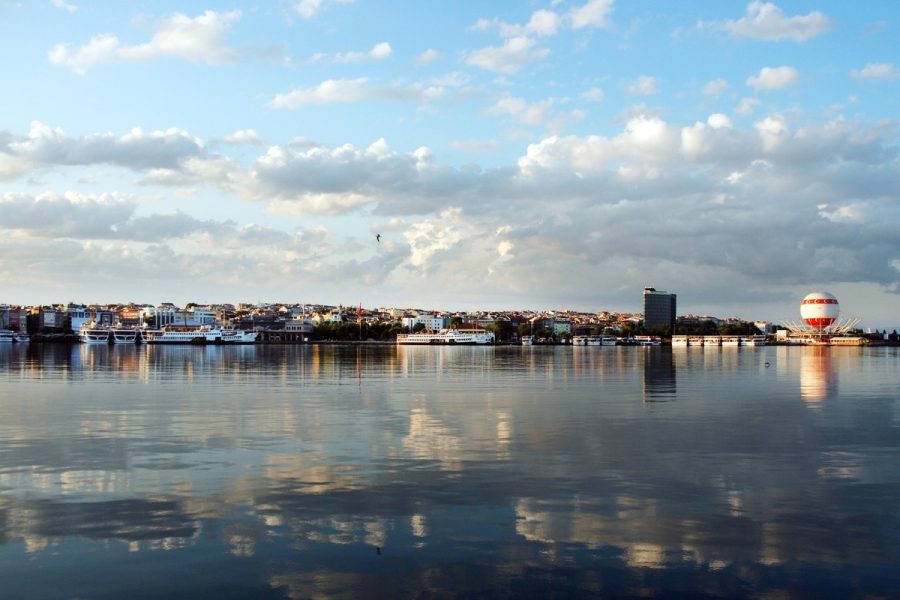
xmin=0 ymin=344 xmax=898 ymax=599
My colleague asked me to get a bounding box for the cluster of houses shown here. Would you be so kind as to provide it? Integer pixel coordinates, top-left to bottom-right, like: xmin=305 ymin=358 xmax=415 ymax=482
xmin=1 ymin=301 xmax=777 ymax=343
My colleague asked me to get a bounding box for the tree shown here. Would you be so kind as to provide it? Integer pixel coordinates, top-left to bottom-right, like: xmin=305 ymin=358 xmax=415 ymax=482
xmin=412 ymin=322 xmax=427 ymax=333
xmin=449 ymin=316 xmax=463 ymax=328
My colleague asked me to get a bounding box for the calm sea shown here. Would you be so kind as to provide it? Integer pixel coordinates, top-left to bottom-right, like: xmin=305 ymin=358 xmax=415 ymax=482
xmin=0 ymin=344 xmax=898 ymax=599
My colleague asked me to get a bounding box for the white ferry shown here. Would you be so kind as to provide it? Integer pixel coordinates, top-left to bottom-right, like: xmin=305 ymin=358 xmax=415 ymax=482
xmin=721 ymin=336 xmax=741 ymax=347
xmin=0 ymin=329 xmax=15 ymax=343
xmin=572 ymin=335 xmax=618 ymax=346
xmin=672 ymin=335 xmax=688 ymax=347
xmin=741 ymin=335 xmax=767 ymax=346
xmin=111 ymin=328 xmax=142 ymax=344
xmin=396 ymin=328 xmax=494 ymax=345
xmin=521 ymin=335 xmax=533 ymax=346
xmin=81 ymin=327 xmax=111 ymax=344
xmin=144 ymin=328 xmax=258 ymax=344
xmin=634 ymin=336 xmax=662 ymax=346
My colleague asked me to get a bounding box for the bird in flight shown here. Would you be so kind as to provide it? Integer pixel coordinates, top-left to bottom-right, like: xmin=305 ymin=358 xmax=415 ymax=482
xmin=376 ymin=234 xmax=381 ymax=243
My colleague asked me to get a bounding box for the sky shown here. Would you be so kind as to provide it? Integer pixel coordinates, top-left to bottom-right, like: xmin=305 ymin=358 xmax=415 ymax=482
xmin=0 ymin=1 xmax=898 ymax=328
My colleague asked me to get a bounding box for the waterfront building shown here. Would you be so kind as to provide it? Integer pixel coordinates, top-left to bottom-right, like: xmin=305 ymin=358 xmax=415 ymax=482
xmin=643 ymin=287 xmax=677 ymax=333
xmin=67 ymin=306 xmax=90 ymax=333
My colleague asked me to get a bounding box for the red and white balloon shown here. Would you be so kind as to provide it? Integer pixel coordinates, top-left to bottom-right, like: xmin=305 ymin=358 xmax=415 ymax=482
xmin=800 ymin=292 xmax=840 ymax=328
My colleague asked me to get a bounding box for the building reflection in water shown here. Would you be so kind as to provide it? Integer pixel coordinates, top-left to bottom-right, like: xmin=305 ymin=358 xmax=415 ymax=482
xmin=643 ymin=348 xmax=676 ymax=402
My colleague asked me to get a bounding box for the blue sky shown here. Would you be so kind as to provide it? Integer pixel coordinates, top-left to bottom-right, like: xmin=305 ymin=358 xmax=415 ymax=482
xmin=1 ymin=1 xmax=898 ymax=327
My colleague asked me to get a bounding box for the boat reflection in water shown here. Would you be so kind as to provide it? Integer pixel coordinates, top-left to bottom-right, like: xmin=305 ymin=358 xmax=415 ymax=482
xmin=0 ymin=344 xmax=897 ymax=598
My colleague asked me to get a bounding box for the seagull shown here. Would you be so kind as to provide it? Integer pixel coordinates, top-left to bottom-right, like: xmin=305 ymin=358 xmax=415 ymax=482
xmin=376 ymin=234 xmax=381 ymax=243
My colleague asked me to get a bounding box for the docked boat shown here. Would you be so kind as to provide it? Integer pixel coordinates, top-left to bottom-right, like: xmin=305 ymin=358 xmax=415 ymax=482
xmin=0 ymin=329 xmax=14 ymax=343
xmin=13 ymin=333 xmax=29 ymax=343
xmin=741 ymin=335 xmax=767 ymax=346
xmin=634 ymin=336 xmax=662 ymax=346
xmin=672 ymin=335 xmax=688 ymax=347
xmin=143 ymin=327 xmax=258 ymax=344
xmin=396 ymin=328 xmax=494 ymax=345
xmin=572 ymin=335 xmax=617 ymax=346
xmin=521 ymin=335 xmax=533 ymax=346
xmin=111 ymin=328 xmax=142 ymax=344
xmin=721 ymin=336 xmax=741 ymax=347
xmin=81 ymin=327 xmax=111 ymax=344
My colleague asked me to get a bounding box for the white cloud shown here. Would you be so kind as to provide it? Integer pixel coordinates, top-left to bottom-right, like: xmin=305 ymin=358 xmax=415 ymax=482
xmin=465 ymin=36 xmax=549 ymax=74
xmin=294 ymin=0 xmax=352 ymax=19
xmin=570 ymin=0 xmax=615 ymax=29
xmin=405 ymin=208 xmax=468 ymax=270
xmin=746 ymin=66 xmax=799 ymax=91
xmin=333 ymin=42 xmax=392 ymax=63
xmin=488 ymin=96 xmax=584 ymax=132
xmin=627 ymin=75 xmax=659 ymax=96
xmin=269 ymin=78 xmax=369 ymax=107
xmin=0 ymin=121 xmax=206 ymax=179
xmin=723 ymin=1 xmax=831 ymax=42
xmin=51 ymin=0 xmax=77 ymax=13
xmin=707 ymin=113 xmax=732 ymax=129
xmin=499 ymin=10 xmax=561 ymax=38
xmin=703 ymin=78 xmax=728 ymax=96
xmin=268 ymin=78 xmax=447 ymax=109
xmin=48 ymin=10 xmax=242 ymax=74
xmin=416 ymin=49 xmax=440 ymax=66
xmin=580 ymin=87 xmax=604 ymax=102
xmin=222 ymin=129 xmax=265 ymax=146
xmin=851 ymin=63 xmax=900 ymax=80
xmin=736 ymin=97 xmax=760 ymax=114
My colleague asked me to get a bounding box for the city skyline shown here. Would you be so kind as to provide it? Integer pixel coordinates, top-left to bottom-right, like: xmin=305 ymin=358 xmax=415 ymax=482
xmin=1 ymin=1 xmax=899 ymax=328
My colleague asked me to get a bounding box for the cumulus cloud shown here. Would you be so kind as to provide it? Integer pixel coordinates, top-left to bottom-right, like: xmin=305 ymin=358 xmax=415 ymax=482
xmin=416 ymin=49 xmax=440 ymax=66
xmin=580 ymin=87 xmax=604 ymax=102
xmin=0 ymin=121 xmax=206 ymax=179
xmin=4 ymin=115 xmax=899 ymax=314
xmin=497 ymin=10 xmax=562 ymax=38
xmin=294 ymin=0 xmax=352 ymax=19
xmin=268 ymin=78 xmax=445 ymax=108
xmin=851 ymin=63 xmax=900 ymax=80
xmin=465 ymin=36 xmax=550 ymax=74
xmin=703 ymin=78 xmax=728 ymax=96
xmin=746 ymin=66 xmax=799 ymax=91
xmin=332 ymin=42 xmax=393 ymax=63
xmin=570 ymin=0 xmax=615 ymax=29
xmin=721 ymin=1 xmax=831 ymax=42
xmin=51 ymin=0 xmax=77 ymax=13
xmin=48 ymin=10 xmax=241 ymax=74
xmin=488 ymin=96 xmax=584 ymax=132
xmin=627 ymin=75 xmax=659 ymax=96
xmin=736 ymin=97 xmax=760 ymax=114
xmin=221 ymin=129 xmax=265 ymax=146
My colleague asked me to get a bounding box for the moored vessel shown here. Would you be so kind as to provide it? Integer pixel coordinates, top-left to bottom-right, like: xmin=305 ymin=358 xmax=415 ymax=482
xmin=396 ymin=328 xmax=494 ymax=345
xmin=144 ymin=327 xmax=258 ymax=344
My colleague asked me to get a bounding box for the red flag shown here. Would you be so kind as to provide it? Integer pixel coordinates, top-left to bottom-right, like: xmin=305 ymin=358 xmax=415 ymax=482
xmin=357 ymin=303 xmax=363 ymax=317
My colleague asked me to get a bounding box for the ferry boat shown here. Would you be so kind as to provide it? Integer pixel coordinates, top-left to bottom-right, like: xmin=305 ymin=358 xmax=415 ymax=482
xmin=672 ymin=335 xmax=688 ymax=347
xmin=573 ymin=335 xmax=617 ymax=346
xmin=634 ymin=336 xmax=662 ymax=346
xmin=521 ymin=335 xmax=533 ymax=346
xmin=396 ymin=328 xmax=494 ymax=345
xmin=741 ymin=335 xmax=767 ymax=346
xmin=81 ymin=327 xmax=111 ymax=344
xmin=0 ymin=329 xmax=14 ymax=343
xmin=144 ymin=327 xmax=258 ymax=344
xmin=111 ymin=328 xmax=142 ymax=344
xmin=721 ymin=336 xmax=741 ymax=347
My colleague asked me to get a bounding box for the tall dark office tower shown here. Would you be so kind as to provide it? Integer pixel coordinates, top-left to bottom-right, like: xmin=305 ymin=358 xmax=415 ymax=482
xmin=643 ymin=287 xmax=676 ymax=332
